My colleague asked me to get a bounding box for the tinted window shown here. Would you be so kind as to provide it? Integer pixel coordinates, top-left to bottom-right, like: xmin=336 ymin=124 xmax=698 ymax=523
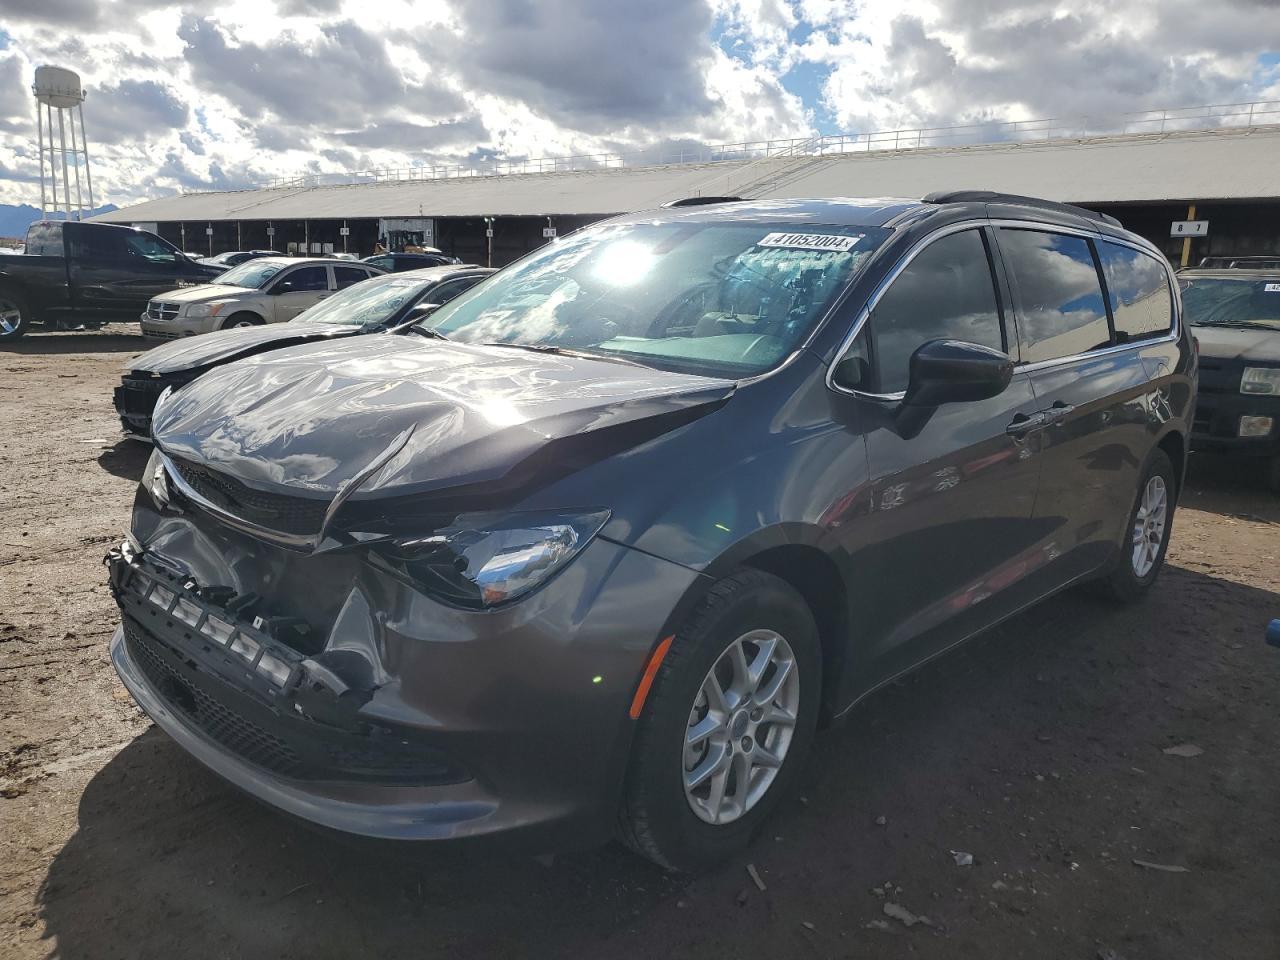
xmin=868 ymin=229 xmax=1005 ymax=393
xmin=365 ymin=256 xmax=393 ymax=271
xmin=277 ymin=266 xmax=329 ymax=292
xmin=334 ymin=266 xmax=371 ymax=289
xmin=999 ymin=229 xmax=1110 ymax=363
xmin=70 ymin=226 xmax=129 ymax=260
xmin=1097 ymin=241 xmax=1172 ymax=341
xmin=25 ymin=222 xmax=63 ymax=256
xmin=122 ymin=231 xmax=178 ymax=264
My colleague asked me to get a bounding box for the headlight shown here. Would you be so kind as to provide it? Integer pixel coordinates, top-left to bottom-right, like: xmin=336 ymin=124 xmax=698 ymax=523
xmin=1241 ymin=367 xmax=1280 ymax=395
xmin=145 ymin=448 xmax=171 ymax=509
xmin=375 ymin=509 xmax=610 ymax=608
xmin=183 ymin=301 xmax=229 ymax=319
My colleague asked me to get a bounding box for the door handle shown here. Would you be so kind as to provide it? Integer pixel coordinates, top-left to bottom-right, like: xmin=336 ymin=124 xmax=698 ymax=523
xmin=1006 ymin=412 xmax=1047 ymax=437
xmin=1042 ymin=401 xmax=1075 ymax=426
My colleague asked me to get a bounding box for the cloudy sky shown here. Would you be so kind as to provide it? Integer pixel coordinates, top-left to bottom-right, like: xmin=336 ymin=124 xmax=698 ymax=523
xmin=0 ymin=0 xmax=1278 ymax=209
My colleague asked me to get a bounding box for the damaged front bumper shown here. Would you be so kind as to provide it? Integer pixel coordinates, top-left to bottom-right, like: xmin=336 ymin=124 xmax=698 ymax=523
xmin=106 ymin=499 xmax=702 ymax=847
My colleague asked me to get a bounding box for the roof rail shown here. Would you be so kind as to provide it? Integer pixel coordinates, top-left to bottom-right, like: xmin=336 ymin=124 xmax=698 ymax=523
xmin=1198 ymin=255 xmax=1280 ymax=269
xmin=662 ymin=196 xmax=743 ymax=207
xmin=922 ymin=190 xmax=1122 ymax=228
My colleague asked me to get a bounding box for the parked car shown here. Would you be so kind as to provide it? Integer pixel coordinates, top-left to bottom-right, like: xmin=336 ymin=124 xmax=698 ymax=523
xmin=362 ymin=252 xmax=461 ymax=272
xmin=114 ymin=265 xmax=493 ymax=439
xmin=140 ymin=257 xmax=384 ymax=339
xmin=0 ymin=220 xmax=224 ymax=341
xmin=1178 ymin=266 xmax=1280 ymax=490
xmin=197 ymin=250 xmax=282 ymax=269
xmin=107 ymin=193 xmax=1193 ymax=871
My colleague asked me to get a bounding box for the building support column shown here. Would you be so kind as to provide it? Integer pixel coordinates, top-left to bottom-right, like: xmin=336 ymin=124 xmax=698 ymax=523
xmin=1180 ymin=202 xmax=1197 ymax=268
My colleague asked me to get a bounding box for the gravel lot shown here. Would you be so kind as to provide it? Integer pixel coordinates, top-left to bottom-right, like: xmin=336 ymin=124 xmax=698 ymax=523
xmin=2 ymin=327 xmax=1278 ymax=960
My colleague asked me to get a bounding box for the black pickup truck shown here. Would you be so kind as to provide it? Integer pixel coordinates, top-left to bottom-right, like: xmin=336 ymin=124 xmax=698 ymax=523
xmin=0 ymin=220 xmax=225 ymax=341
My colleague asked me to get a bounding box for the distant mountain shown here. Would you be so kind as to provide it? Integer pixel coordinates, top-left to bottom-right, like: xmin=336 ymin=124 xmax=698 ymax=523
xmin=0 ymin=202 xmax=120 ymax=239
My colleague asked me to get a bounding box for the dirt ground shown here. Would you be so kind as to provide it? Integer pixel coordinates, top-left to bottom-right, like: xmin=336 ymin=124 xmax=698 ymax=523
xmin=1 ymin=325 xmax=1278 ymax=960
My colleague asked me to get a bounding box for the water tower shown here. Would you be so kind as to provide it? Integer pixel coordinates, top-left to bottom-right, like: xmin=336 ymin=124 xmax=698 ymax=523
xmin=32 ymin=65 xmax=95 ymax=221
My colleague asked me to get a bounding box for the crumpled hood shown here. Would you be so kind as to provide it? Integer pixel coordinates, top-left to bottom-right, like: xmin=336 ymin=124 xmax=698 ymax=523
xmin=1193 ymin=324 xmax=1280 ymax=364
xmin=126 ymin=322 xmax=360 ymax=375
xmin=153 ymin=283 xmax=256 ymax=305
xmin=151 ymin=335 xmax=734 ymax=500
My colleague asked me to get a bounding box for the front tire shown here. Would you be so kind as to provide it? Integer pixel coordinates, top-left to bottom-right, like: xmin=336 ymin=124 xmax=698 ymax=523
xmin=0 ymin=288 xmax=31 ymax=342
xmin=1098 ymin=448 xmax=1176 ymax=602
xmin=619 ymin=569 xmax=821 ymax=872
xmin=221 ymin=312 xmax=263 ymax=330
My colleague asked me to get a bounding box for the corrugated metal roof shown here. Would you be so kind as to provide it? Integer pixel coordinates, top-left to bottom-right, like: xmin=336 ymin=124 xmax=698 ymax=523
xmin=94 ymin=125 xmax=1280 ymax=225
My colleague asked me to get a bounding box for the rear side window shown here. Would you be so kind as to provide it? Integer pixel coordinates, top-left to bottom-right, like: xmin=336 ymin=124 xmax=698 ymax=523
xmin=25 ymin=222 xmax=62 ymax=256
xmin=998 ymin=229 xmax=1110 ymax=364
xmin=868 ymin=229 xmax=1005 ymax=393
xmin=70 ymin=226 xmax=130 ymax=260
xmin=365 ymin=256 xmax=393 ymax=271
xmin=334 ymin=266 xmax=371 ymax=289
xmin=1096 ymin=241 xmax=1173 ymax=341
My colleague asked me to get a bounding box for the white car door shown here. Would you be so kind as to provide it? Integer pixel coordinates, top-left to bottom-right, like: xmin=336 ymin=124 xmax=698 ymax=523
xmin=266 ymin=264 xmax=332 ymax=322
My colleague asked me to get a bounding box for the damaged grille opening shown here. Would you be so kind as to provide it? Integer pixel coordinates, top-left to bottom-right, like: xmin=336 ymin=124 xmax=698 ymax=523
xmin=121 ymin=615 xmax=469 ymax=785
xmin=110 ymin=549 xmax=468 ymax=785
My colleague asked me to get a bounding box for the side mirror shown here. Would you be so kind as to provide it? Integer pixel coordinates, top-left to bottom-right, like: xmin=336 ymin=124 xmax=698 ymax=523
xmin=902 ymin=339 xmax=1013 ymax=407
xmin=269 ymin=281 xmax=292 ymax=295
xmin=894 ymin=339 xmax=1013 ymax=440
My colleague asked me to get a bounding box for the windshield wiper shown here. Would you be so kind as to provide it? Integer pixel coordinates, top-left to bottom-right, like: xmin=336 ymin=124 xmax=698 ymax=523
xmin=479 ymin=341 xmax=649 ymax=367
xmin=405 ymin=325 xmax=450 ymax=341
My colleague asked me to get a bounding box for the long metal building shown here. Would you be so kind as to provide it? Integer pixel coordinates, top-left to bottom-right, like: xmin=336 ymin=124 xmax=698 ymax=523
xmin=93 ymin=118 xmax=1280 ymax=267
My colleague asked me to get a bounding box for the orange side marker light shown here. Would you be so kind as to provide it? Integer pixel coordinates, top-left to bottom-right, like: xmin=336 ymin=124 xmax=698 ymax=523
xmin=628 ymin=635 xmax=674 ymax=719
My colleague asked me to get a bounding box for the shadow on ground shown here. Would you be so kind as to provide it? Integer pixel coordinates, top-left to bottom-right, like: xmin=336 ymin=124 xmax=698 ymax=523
xmin=35 ymin=565 xmax=1280 ymax=959
xmin=96 ymin=440 xmax=151 ymax=481
xmin=1183 ymin=453 xmax=1280 ymax=523
xmin=3 ymin=327 xmax=145 ymax=355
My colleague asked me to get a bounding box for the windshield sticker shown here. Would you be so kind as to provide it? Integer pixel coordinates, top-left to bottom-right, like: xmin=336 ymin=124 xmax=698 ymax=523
xmin=757 ymin=232 xmax=860 ymax=252
xmin=1265 ymin=283 xmax=1280 ymax=292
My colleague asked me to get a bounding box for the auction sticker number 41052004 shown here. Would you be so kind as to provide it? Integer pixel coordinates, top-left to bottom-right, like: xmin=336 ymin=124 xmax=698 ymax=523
xmin=757 ymin=233 xmax=861 ymax=252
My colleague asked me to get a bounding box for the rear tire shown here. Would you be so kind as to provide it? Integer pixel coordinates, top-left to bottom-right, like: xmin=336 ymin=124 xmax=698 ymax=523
xmin=1098 ymin=449 xmax=1176 ymax=602
xmin=0 ymin=288 xmax=31 ymax=342
xmin=619 ymin=569 xmax=821 ymax=872
xmin=221 ymin=312 xmax=263 ymax=330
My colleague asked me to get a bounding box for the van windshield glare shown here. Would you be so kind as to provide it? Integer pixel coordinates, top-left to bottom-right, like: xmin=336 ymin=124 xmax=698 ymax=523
xmin=429 ymin=221 xmax=889 ymax=378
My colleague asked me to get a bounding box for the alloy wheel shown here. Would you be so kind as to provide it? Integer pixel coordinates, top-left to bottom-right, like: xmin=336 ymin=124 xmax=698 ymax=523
xmin=0 ymin=298 xmax=22 ymax=336
xmin=683 ymin=629 xmax=800 ymax=825
xmin=1131 ymin=474 xmax=1168 ymax=578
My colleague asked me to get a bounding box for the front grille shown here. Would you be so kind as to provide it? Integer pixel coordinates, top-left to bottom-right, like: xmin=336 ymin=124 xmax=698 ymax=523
xmin=144 ymin=330 xmax=181 ymax=340
xmin=147 ymin=301 xmax=180 ymax=322
xmin=171 ymin=458 xmax=329 ymax=536
xmin=125 ymin=620 xmax=303 ymax=776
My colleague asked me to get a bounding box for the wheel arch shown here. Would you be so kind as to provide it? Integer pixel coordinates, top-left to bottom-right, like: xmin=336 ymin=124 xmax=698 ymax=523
xmin=660 ymin=524 xmax=854 ymax=726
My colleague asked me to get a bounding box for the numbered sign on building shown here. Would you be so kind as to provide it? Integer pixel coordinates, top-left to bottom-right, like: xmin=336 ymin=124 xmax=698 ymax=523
xmin=1170 ymin=220 xmax=1208 ymax=237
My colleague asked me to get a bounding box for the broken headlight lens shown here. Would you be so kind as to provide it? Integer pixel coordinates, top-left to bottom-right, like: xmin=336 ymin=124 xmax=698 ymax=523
xmin=144 ymin=448 xmax=171 ymax=509
xmin=380 ymin=509 xmax=610 ymax=608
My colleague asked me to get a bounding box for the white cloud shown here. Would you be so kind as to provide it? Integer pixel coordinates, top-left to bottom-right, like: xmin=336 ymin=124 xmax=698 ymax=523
xmin=0 ymin=0 xmax=1277 ymax=209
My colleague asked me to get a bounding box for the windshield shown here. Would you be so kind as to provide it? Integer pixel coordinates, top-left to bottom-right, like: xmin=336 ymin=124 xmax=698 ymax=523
xmin=1180 ymin=277 xmax=1280 ymax=328
xmin=427 ymin=220 xmax=888 ymax=377
xmin=291 ymin=275 xmax=428 ymax=326
xmin=216 ymin=260 xmax=285 ymax=289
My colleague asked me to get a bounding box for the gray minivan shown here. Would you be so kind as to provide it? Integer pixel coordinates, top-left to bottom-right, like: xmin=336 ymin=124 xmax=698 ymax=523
xmin=107 ymin=193 xmax=1194 ymax=870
